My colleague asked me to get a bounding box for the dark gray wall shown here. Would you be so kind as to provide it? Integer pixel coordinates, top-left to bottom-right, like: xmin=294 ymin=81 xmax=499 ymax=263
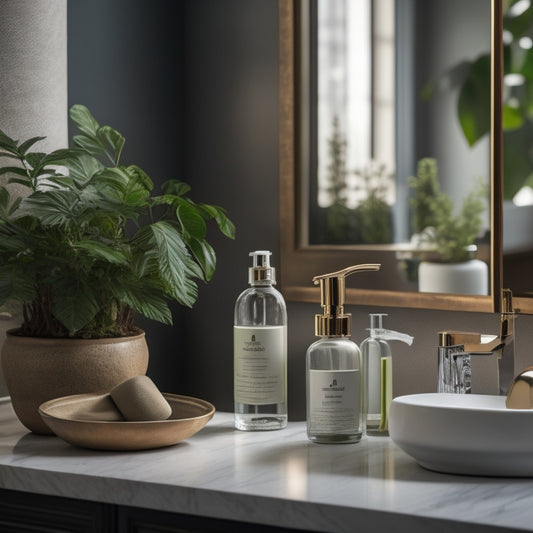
xmin=68 ymin=0 xmax=533 ymax=421
xmin=67 ymin=0 xmax=188 ymax=392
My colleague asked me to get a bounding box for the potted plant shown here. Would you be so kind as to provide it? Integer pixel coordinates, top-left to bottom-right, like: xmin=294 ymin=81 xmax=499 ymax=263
xmin=0 ymin=105 xmax=235 ymax=433
xmin=408 ymin=158 xmax=488 ymax=295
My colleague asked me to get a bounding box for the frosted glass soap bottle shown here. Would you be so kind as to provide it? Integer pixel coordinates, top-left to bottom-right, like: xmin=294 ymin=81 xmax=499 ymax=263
xmin=234 ymin=251 xmax=287 ymax=431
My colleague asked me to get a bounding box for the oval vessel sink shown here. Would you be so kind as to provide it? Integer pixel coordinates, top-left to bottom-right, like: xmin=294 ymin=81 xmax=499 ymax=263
xmin=389 ymin=393 xmax=533 ymax=477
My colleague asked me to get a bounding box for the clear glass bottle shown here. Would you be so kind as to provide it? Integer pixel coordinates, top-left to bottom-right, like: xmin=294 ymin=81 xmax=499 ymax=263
xmin=234 ymin=251 xmax=287 ymax=431
xmin=306 ymin=263 xmax=380 ymax=444
xmin=307 ymin=337 xmax=363 ymax=444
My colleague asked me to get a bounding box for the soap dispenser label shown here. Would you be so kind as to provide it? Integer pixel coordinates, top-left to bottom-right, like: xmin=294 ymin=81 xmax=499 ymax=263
xmin=234 ymin=326 xmax=287 ymax=405
xmin=309 ymin=370 xmax=360 ymax=430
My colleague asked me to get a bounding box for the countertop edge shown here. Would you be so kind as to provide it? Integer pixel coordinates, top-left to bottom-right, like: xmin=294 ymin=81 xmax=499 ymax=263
xmin=0 ymin=464 xmax=526 ymax=533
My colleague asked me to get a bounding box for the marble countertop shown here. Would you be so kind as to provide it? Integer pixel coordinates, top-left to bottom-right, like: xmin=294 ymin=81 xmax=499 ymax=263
xmin=1 ymin=397 xmax=532 ymax=533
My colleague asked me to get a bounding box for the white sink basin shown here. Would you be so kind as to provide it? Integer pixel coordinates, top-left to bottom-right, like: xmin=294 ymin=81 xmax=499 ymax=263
xmin=389 ymin=393 xmax=533 ymax=477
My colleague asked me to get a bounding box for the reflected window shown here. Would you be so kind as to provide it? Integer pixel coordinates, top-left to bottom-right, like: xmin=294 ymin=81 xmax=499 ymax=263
xmin=304 ymin=0 xmax=491 ymax=255
xmin=310 ymin=0 xmax=396 ymax=245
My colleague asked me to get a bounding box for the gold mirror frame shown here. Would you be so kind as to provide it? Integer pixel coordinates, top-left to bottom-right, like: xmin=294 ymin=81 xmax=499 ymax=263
xmin=279 ymin=0 xmax=510 ymax=313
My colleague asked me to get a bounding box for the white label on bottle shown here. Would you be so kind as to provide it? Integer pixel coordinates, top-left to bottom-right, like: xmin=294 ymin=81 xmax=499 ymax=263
xmin=234 ymin=326 xmax=286 ymax=405
xmin=309 ymin=369 xmax=359 ymax=431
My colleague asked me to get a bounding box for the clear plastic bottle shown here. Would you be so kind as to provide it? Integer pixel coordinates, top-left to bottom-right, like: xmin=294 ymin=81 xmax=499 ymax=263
xmin=361 ymin=314 xmax=413 ymax=433
xmin=234 ymin=251 xmax=287 ymax=431
xmin=306 ymin=264 xmax=380 ymax=444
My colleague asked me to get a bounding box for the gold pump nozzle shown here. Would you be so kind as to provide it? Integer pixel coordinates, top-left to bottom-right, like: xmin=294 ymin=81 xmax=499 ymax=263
xmin=313 ymin=264 xmax=381 ymax=337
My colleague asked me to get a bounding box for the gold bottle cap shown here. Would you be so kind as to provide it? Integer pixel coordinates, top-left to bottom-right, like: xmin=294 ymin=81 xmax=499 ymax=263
xmin=313 ymin=264 xmax=380 ymax=337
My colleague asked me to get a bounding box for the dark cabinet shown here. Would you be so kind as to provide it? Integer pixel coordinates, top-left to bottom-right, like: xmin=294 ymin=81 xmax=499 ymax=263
xmin=0 ymin=489 xmax=301 ymax=533
xmin=0 ymin=488 xmax=115 ymax=532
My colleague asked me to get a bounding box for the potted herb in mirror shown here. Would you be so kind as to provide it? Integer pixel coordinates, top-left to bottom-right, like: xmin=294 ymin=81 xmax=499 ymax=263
xmin=0 ymin=105 xmax=235 ymax=433
xmin=408 ymin=158 xmax=488 ymax=295
xmin=324 ymin=117 xmax=393 ymax=245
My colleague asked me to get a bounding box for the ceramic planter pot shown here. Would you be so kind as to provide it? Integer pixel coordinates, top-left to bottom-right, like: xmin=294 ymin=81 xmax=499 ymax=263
xmin=1 ymin=330 xmax=149 ymax=434
xmin=418 ymin=259 xmax=489 ymax=295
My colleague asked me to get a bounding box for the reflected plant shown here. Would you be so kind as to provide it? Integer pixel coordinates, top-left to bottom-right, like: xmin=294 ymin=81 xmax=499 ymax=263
xmin=408 ymin=158 xmax=487 ymax=263
xmin=324 ymin=117 xmax=358 ymax=243
xmin=353 ymin=161 xmax=393 ymax=244
xmin=424 ymin=0 xmax=533 ymax=199
xmin=323 ymin=117 xmax=393 ymax=244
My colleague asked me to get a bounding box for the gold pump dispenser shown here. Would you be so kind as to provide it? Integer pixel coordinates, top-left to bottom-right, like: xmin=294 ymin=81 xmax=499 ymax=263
xmin=313 ymin=264 xmax=381 ymax=337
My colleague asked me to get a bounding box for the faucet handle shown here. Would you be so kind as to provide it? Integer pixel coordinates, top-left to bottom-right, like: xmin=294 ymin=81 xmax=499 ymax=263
xmin=438 ymin=330 xmax=501 ymax=355
xmin=438 ymin=331 xmax=481 ymax=347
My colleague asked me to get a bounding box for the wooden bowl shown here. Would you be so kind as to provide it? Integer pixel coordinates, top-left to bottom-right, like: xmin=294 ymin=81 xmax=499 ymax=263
xmin=39 ymin=392 xmax=215 ymax=451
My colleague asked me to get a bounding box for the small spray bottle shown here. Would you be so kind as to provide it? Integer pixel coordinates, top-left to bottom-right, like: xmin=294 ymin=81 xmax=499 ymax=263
xmin=306 ymin=264 xmax=380 ymax=444
xmin=361 ymin=314 xmax=413 ymax=433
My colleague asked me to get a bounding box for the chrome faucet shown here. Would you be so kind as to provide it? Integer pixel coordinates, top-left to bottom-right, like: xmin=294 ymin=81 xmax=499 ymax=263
xmin=437 ymin=289 xmax=515 ymax=395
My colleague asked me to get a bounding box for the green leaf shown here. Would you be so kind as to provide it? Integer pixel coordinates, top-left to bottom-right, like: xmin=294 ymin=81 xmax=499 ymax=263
xmin=6 ymin=176 xmax=32 ymax=188
xmin=39 ymin=148 xmax=83 ymax=165
xmin=197 ymin=204 xmax=236 ymax=239
xmin=93 ymin=167 xmax=130 ymax=194
xmin=0 ymin=151 xmax=21 ymax=160
xmin=97 ymin=125 xmax=125 ymax=165
xmin=75 ymin=240 xmax=129 ymax=266
xmin=502 ymin=104 xmax=524 ymax=130
xmin=175 ymin=198 xmax=207 ymax=240
xmin=457 ymin=55 xmax=491 ymax=146
xmin=0 ymin=129 xmax=18 ymax=153
xmin=0 ymin=166 xmax=29 ymax=178
xmin=503 ymin=3 xmax=533 ymax=40
xmin=69 ymin=104 xmax=100 ymax=137
xmin=6 ymin=196 xmax=21 ymax=216
xmin=14 ymin=190 xmax=80 ymax=227
xmin=25 ymin=152 xmax=47 ymax=171
xmin=126 ymin=165 xmax=154 ymax=194
xmin=187 ymin=237 xmax=216 ymax=281
xmin=151 ymin=194 xmax=180 ymax=208
xmin=52 ymin=277 xmax=101 ymax=335
xmin=0 ymin=187 xmax=9 ymax=212
xmin=115 ymin=280 xmax=173 ymax=325
xmin=18 ymin=136 xmax=46 ymax=155
xmin=73 ymin=134 xmax=106 ymax=156
xmin=42 ymin=152 xmax=103 ymax=185
xmin=162 ymin=180 xmax=191 ymax=196
xmin=95 ymin=166 xmax=151 ymax=206
xmin=137 ymin=221 xmax=202 ymax=307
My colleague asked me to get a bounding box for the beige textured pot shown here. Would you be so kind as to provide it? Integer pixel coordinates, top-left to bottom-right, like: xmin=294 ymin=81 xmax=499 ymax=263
xmin=1 ymin=330 xmax=149 ymax=434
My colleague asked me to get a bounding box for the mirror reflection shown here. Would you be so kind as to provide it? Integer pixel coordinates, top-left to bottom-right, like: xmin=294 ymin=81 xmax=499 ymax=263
xmin=302 ymin=0 xmax=492 ymax=296
xmin=501 ymin=0 xmax=533 ymax=300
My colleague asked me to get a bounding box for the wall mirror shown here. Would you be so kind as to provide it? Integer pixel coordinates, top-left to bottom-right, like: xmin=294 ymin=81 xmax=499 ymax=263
xmin=501 ymin=0 xmax=533 ymax=313
xmin=279 ymin=0 xmax=506 ymax=312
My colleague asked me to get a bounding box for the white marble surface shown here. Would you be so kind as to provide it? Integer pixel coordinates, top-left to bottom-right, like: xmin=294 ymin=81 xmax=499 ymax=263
xmin=1 ymin=397 xmax=533 ymax=532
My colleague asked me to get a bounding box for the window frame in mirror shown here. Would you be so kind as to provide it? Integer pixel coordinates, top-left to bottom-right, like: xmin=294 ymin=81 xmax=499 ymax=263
xmin=279 ymin=0 xmax=504 ymax=313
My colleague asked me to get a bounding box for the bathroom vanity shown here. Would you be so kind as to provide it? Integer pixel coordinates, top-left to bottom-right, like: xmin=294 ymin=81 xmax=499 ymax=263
xmin=0 ymin=397 xmax=531 ymax=533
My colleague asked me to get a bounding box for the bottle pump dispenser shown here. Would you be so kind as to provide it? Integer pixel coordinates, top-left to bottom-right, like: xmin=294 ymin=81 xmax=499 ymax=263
xmin=234 ymin=251 xmax=287 ymax=431
xmin=361 ymin=313 xmax=413 ymax=433
xmin=306 ymin=264 xmax=380 ymax=444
